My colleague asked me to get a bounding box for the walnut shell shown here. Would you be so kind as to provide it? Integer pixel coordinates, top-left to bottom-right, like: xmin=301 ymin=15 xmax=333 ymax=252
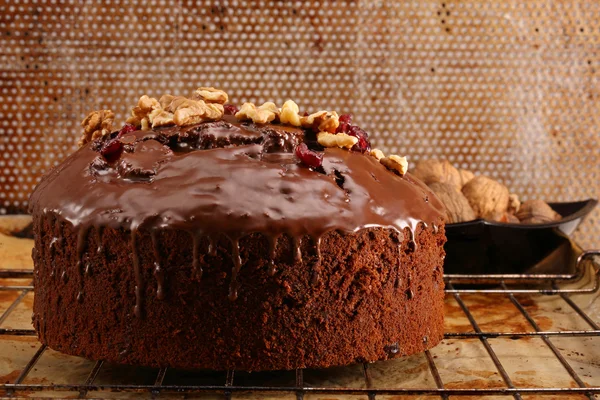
xmin=461 ymin=176 xmax=510 ymax=218
xmin=515 ymin=199 xmax=561 ymax=224
xmin=428 ymin=182 xmax=476 ymax=223
xmin=458 ymin=168 xmax=475 ymax=188
xmin=487 ymin=211 xmax=520 ymax=224
xmin=507 ymin=193 xmax=521 ymax=214
xmin=412 ymin=159 xmax=462 ymax=191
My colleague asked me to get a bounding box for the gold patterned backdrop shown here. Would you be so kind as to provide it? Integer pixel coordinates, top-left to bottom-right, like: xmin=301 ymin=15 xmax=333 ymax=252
xmin=0 ymin=0 xmax=598 ymax=248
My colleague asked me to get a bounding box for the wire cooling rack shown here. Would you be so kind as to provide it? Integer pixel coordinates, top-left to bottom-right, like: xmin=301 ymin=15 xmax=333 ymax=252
xmin=0 ymin=251 xmax=599 ymax=399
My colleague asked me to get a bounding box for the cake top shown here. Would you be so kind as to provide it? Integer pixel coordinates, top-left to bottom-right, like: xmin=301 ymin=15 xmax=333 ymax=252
xmin=29 ymin=87 xmax=445 ymax=240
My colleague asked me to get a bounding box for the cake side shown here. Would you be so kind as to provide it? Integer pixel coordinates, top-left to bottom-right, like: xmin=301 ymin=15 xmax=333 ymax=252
xmin=32 ymin=216 xmax=444 ymax=371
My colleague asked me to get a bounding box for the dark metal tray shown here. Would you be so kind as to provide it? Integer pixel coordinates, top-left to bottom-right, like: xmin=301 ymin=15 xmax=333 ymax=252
xmin=444 ymin=199 xmax=598 ymax=274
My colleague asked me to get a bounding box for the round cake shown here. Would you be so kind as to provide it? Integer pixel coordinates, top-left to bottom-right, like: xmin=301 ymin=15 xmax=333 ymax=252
xmin=29 ymin=87 xmax=446 ymax=371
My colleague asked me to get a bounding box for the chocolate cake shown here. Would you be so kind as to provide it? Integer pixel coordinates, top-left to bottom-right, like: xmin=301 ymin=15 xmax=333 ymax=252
xmin=29 ymin=88 xmax=446 ymax=371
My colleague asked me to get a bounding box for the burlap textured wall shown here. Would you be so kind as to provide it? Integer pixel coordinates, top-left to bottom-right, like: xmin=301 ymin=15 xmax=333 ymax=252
xmin=0 ymin=0 xmax=598 ymax=248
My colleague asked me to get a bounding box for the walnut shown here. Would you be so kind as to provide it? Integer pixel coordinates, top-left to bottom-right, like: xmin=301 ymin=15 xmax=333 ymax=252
xmin=162 ymin=96 xmax=197 ymax=113
xmin=370 ymin=148 xmax=385 ymax=161
xmin=412 ymin=159 xmax=462 ymax=190
xmin=192 ymin=87 xmax=228 ymax=104
xmin=301 ymin=111 xmax=339 ymax=133
xmin=173 ymin=101 xmax=223 ymax=126
xmin=508 ymin=193 xmax=521 ymax=214
xmin=235 ymin=102 xmax=279 ymax=124
xmin=280 ymin=100 xmax=302 ymax=126
xmin=380 ymin=155 xmax=408 ymax=176
xmin=461 ymin=176 xmax=510 ymax=218
xmin=138 ymin=95 xmax=160 ymax=113
xmin=300 ymin=111 xmax=326 ymax=129
xmin=79 ymin=110 xmax=115 ymax=147
xmin=158 ymin=95 xmax=224 ymax=126
xmin=487 ymin=211 xmax=520 ymax=224
xmin=428 ymin=182 xmax=476 ymax=223
xmin=140 ymin=118 xmax=150 ymax=131
xmin=159 ymin=94 xmax=176 ymax=109
xmin=148 ymin=108 xmax=175 ymax=127
xmin=516 ymin=199 xmax=561 ymax=224
xmin=317 ymin=131 xmax=358 ymax=149
xmin=126 ymin=95 xmax=161 ymax=130
xmin=458 ymin=168 xmax=475 ymax=188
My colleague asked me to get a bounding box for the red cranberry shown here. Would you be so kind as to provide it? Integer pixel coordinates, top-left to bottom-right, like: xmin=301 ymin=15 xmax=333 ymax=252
xmin=117 ymin=123 xmax=137 ymax=138
xmin=224 ymin=104 xmax=239 ymax=115
xmin=346 ymin=125 xmax=371 ymax=153
xmin=100 ymin=139 xmax=124 ymax=162
xmin=295 ymin=143 xmax=323 ymax=168
xmin=336 ymin=114 xmax=353 ymax=133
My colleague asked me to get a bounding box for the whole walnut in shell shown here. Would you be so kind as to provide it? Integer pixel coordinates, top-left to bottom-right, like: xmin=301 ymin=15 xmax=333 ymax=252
xmin=507 ymin=193 xmax=521 ymax=214
xmin=487 ymin=211 xmax=520 ymax=224
xmin=428 ymin=182 xmax=476 ymax=223
xmin=412 ymin=159 xmax=462 ymax=191
xmin=458 ymin=169 xmax=475 ymax=187
xmin=516 ymin=199 xmax=561 ymax=224
xmin=461 ymin=176 xmax=510 ymax=219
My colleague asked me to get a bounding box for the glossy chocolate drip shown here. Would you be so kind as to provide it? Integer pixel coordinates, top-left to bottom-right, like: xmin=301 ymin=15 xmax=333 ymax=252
xmin=96 ymin=226 xmax=104 ymax=255
xmin=75 ymin=227 xmax=89 ymax=275
xmin=75 ymin=226 xmax=90 ymax=303
xmin=191 ymin=231 xmax=203 ymax=281
xmin=48 ymin=214 xmax=64 ymax=279
xmin=228 ymin=237 xmax=243 ymax=301
xmin=151 ymin=230 xmax=165 ymax=300
xmin=292 ymin=237 xmax=302 ymax=263
xmin=30 ymin=117 xmax=445 ymax=316
xmin=207 ymin=236 xmax=217 ymax=257
xmin=47 ymin=215 xmax=58 ymax=278
xmin=310 ymin=236 xmax=322 ymax=285
xmin=267 ymin=235 xmax=278 ymax=276
xmin=131 ymin=229 xmax=143 ymax=318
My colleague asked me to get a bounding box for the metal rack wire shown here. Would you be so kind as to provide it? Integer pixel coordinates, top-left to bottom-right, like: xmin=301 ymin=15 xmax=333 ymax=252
xmin=0 ymin=250 xmax=599 ymax=399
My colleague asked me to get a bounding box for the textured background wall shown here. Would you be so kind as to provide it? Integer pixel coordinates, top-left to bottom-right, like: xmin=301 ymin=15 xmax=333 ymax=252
xmin=0 ymin=0 xmax=598 ymax=248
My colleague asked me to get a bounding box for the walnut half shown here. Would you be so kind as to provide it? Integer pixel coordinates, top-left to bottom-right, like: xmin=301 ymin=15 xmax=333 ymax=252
xmin=126 ymin=95 xmax=161 ymax=130
xmin=79 ymin=110 xmax=115 ymax=147
xmin=317 ymin=131 xmax=358 ymax=149
xmin=380 ymin=155 xmax=408 ymax=176
xmin=192 ymin=87 xmax=229 ymax=105
xmin=235 ymin=102 xmax=280 ymax=124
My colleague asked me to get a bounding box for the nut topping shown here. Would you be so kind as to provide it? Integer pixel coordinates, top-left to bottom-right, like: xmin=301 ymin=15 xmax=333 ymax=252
xmin=235 ymin=102 xmax=280 ymax=124
xmin=369 ymin=149 xmax=385 ymax=161
xmin=126 ymin=95 xmax=161 ymax=130
xmin=317 ymin=131 xmax=358 ymax=149
xmin=380 ymin=155 xmax=408 ymax=176
xmin=79 ymin=110 xmax=115 ymax=147
xmin=173 ymin=101 xmax=224 ymax=126
xmin=192 ymin=87 xmax=229 ymax=104
xmin=127 ymin=92 xmax=225 ymax=129
xmin=280 ymin=100 xmax=302 ymax=126
xmin=149 ymin=108 xmax=175 ymax=127
xmin=302 ymin=111 xmax=339 ymax=133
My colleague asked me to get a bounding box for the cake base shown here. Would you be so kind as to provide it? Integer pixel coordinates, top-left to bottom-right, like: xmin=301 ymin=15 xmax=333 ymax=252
xmin=32 ymin=215 xmax=445 ymax=371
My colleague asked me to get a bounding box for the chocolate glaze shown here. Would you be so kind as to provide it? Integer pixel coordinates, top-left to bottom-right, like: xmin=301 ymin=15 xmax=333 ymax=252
xmin=29 ymin=117 xmax=445 ymax=315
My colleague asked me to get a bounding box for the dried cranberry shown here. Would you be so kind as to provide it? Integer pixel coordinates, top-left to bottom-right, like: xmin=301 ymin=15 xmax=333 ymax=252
xmin=224 ymin=104 xmax=239 ymax=115
xmin=336 ymin=114 xmax=353 ymax=133
xmin=346 ymin=125 xmax=371 ymax=153
xmin=295 ymin=143 xmax=323 ymax=168
xmin=117 ymin=123 xmax=137 ymax=138
xmin=100 ymin=139 xmax=124 ymax=162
